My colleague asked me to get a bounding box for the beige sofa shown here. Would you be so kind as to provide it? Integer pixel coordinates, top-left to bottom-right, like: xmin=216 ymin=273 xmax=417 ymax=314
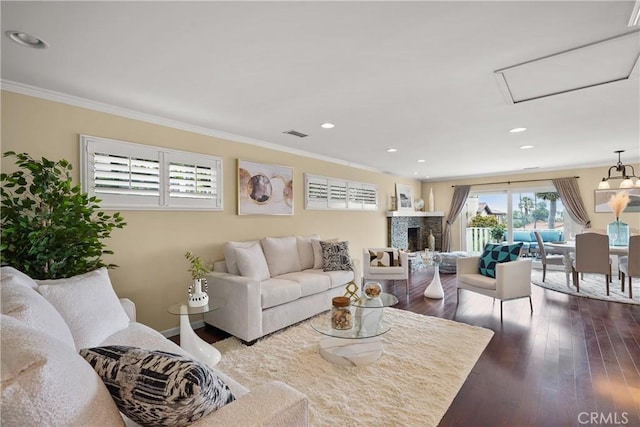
xmin=204 ymin=235 xmax=356 ymax=343
xmin=0 ymin=266 xmax=308 ymax=426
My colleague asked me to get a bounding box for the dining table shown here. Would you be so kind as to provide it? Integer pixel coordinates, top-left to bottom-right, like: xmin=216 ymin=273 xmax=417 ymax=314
xmin=545 ymin=242 xmax=629 ymax=287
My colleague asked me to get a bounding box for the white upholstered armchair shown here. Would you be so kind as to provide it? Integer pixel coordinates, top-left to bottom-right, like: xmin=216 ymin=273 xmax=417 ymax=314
xmin=456 ymin=256 xmax=532 ymax=321
xmin=363 ymin=248 xmax=410 ymax=295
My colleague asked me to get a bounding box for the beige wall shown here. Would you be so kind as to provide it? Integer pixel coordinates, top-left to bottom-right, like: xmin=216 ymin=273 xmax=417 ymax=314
xmin=1 ymin=91 xmax=421 ymax=331
xmin=423 ymin=167 xmax=640 ymax=251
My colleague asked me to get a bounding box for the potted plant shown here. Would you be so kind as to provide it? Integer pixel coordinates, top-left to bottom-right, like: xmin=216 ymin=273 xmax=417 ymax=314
xmin=1 ymin=151 xmax=126 ymax=279
xmin=184 ymin=251 xmax=210 ymax=307
xmin=490 ymin=224 xmax=506 ymax=243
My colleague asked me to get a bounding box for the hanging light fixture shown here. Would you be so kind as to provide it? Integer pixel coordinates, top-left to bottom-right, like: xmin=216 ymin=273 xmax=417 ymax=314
xmin=598 ymin=150 xmax=640 ymax=189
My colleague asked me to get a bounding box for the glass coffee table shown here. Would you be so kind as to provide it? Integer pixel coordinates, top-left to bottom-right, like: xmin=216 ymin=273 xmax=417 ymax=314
xmin=311 ymin=292 xmax=398 ymax=366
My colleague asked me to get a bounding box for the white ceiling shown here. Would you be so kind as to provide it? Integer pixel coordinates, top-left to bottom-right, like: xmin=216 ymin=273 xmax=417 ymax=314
xmin=2 ymin=1 xmax=639 ymax=181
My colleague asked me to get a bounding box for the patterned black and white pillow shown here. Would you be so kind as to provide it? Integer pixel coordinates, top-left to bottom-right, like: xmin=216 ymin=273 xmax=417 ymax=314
xmin=79 ymin=346 xmax=235 ymax=427
xmin=320 ymin=240 xmax=352 ymax=271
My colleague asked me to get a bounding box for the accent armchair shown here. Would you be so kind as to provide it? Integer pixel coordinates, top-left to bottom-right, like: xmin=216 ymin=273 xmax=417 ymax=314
xmin=363 ymin=248 xmax=410 ymax=295
xmin=456 ymin=256 xmax=533 ymax=321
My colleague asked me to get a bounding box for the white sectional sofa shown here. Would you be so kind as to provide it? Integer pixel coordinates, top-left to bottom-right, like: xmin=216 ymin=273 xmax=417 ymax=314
xmin=203 ymin=235 xmax=357 ymax=343
xmin=0 ymin=266 xmax=308 ymax=426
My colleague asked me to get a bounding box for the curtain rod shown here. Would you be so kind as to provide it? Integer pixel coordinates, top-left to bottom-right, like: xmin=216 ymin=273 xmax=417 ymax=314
xmin=451 ymin=176 xmax=579 ymax=187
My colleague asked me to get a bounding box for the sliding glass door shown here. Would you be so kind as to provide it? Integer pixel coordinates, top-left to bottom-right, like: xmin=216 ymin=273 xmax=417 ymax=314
xmin=462 ymin=186 xmax=574 ymax=255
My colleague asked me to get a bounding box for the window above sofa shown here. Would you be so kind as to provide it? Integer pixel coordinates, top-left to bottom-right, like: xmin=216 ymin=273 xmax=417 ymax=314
xmin=80 ymin=135 xmax=223 ymax=211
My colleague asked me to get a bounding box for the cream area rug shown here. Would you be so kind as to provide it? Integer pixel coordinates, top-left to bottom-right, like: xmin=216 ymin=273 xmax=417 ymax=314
xmin=531 ymin=267 xmax=639 ymax=305
xmin=214 ymin=308 xmax=494 ymax=426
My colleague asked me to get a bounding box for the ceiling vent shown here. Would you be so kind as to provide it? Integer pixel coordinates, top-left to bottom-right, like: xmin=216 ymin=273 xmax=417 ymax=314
xmin=283 ymin=129 xmax=308 ymax=138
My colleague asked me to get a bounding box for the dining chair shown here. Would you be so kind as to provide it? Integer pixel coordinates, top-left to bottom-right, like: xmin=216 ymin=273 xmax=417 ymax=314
xmin=580 ymin=228 xmax=616 ymax=279
xmin=533 ymin=231 xmax=564 ymax=282
xmin=619 ymin=235 xmax=639 ymax=299
xmin=572 ymin=233 xmax=611 ymax=294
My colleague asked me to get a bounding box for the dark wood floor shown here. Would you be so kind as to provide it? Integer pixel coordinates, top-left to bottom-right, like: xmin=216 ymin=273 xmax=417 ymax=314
xmin=181 ymin=268 xmax=640 ymax=427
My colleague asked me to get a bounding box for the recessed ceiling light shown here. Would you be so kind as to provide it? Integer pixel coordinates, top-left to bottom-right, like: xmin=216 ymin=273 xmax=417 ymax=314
xmin=520 ymin=145 xmax=534 ymax=149
xmin=5 ymin=31 xmax=48 ymax=49
xmin=320 ymin=122 xmax=335 ymax=129
xmin=417 ymin=159 xmax=426 ymax=163
xmin=386 ymin=148 xmax=397 ymax=153
xmin=509 ymin=127 xmax=527 ymax=133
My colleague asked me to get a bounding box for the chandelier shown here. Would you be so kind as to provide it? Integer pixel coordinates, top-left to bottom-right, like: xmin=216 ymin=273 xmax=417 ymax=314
xmin=598 ymin=150 xmax=640 ymax=189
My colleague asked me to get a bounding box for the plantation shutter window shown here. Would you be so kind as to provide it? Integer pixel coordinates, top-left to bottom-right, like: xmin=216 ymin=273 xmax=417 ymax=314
xmin=94 ymin=153 xmax=160 ymax=196
xmin=328 ymin=180 xmax=348 ymax=209
xmin=81 ymin=135 xmax=223 ymax=211
xmin=304 ymin=173 xmax=378 ymax=211
xmin=305 ymin=175 xmax=329 ymax=209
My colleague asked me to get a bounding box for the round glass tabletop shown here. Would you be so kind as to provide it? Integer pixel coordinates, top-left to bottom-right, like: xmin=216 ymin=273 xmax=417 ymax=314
xmin=351 ymin=292 xmax=399 ymax=308
xmin=310 ymin=310 xmax=391 ymax=339
xmin=167 ymin=298 xmax=225 ymax=316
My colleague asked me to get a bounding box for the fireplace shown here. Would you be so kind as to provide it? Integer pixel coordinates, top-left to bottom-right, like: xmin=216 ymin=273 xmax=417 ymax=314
xmin=387 ymin=212 xmax=443 ymax=252
xmin=407 ymin=227 xmax=420 ymax=252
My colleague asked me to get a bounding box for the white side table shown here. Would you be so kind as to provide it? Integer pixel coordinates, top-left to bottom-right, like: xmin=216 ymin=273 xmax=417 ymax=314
xmin=423 ymin=253 xmax=444 ymax=299
xmin=167 ymin=300 xmax=224 ymax=366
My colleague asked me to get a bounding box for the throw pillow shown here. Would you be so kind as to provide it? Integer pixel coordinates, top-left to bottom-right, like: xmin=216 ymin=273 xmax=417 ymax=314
xmin=235 ymin=244 xmax=271 ymax=281
xmin=223 ymin=240 xmax=260 ymax=275
xmin=0 ymin=315 xmax=124 ymax=427
xmin=35 ymin=268 xmax=131 ymax=350
xmin=311 ymin=238 xmax=338 ymax=269
xmin=320 ymin=241 xmax=353 ymax=271
xmin=1 ymin=272 xmax=75 ymax=349
xmin=0 ymin=266 xmax=38 ymax=289
xmin=79 ymin=346 xmax=235 ymax=427
xmin=479 ymin=243 xmax=524 ymax=278
xmin=296 ymin=234 xmax=320 ymax=270
xmin=261 ymin=236 xmax=302 ymax=276
xmin=369 ymin=249 xmax=401 ymax=267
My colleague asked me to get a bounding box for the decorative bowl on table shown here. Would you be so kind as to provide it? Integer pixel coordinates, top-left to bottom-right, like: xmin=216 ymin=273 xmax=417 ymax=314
xmin=363 ymin=282 xmax=383 ymax=299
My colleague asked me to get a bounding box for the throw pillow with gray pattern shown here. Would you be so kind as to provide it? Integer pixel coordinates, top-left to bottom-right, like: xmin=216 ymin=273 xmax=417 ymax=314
xmin=320 ymin=240 xmax=352 ymax=271
xmin=80 ymin=346 xmax=235 ymax=427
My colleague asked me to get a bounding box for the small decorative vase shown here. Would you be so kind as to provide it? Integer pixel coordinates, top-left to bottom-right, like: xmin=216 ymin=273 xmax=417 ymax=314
xmin=428 ymin=188 xmax=435 ymax=212
xmin=428 ymin=229 xmax=436 ymax=252
xmin=188 ymin=278 xmax=209 ymax=307
xmin=607 ymin=219 xmax=629 ymax=247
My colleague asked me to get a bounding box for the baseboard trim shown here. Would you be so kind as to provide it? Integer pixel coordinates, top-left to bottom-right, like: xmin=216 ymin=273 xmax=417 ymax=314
xmin=160 ymin=320 xmax=205 ymax=338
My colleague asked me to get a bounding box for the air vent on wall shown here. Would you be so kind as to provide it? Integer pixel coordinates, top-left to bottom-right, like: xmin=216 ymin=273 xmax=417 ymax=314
xmin=283 ymin=129 xmax=308 ymax=138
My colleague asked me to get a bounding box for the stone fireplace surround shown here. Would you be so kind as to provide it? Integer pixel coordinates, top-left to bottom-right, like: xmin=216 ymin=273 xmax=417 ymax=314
xmin=387 ymin=211 xmax=444 ymax=252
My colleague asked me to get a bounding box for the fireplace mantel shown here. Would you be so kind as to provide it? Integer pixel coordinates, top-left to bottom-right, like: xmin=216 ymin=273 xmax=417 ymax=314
xmin=386 ymin=211 xmax=444 ymax=217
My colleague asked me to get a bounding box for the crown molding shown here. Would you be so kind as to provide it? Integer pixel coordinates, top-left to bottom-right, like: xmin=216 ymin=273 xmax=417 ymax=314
xmin=1 ymin=79 xmax=391 ymax=177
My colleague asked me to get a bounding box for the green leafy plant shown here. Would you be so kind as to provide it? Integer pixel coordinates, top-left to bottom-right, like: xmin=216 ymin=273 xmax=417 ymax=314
xmin=490 ymin=224 xmax=507 ymax=241
xmin=184 ymin=251 xmax=211 ymax=280
xmin=468 ymin=214 xmax=499 ymax=228
xmin=1 ymin=151 xmax=126 ymax=279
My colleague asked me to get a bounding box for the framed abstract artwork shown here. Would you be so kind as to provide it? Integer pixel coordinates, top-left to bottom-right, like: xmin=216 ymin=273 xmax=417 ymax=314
xmin=238 ymin=160 xmax=293 ymax=215
xmin=594 ymin=188 xmax=640 ymax=213
xmin=395 ymin=184 xmax=414 ymax=211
